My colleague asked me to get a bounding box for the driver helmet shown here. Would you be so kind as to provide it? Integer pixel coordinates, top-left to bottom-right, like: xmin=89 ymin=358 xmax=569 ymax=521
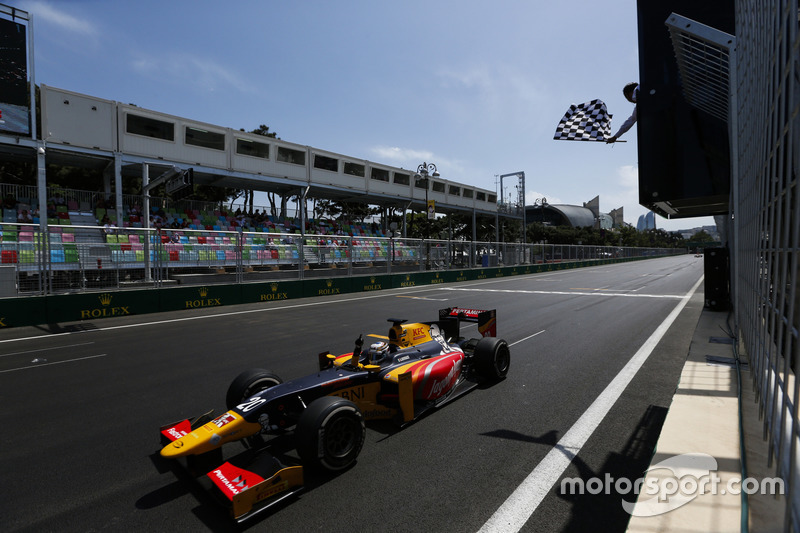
xmin=369 ymin=341 xmax=390 ymax=363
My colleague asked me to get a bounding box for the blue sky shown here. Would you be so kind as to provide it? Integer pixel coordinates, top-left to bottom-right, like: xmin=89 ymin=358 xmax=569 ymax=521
xmin=12 ymin=0 xmax=715 ymax=231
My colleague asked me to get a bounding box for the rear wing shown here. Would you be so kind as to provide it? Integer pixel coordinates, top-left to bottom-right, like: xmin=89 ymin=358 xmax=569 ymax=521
xmin=438 ymin=307 xmax=497 ymax=338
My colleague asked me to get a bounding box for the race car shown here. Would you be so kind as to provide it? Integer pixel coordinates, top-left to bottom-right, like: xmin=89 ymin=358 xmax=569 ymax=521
xmin=157 ymin=307 xmax=510 ymax=521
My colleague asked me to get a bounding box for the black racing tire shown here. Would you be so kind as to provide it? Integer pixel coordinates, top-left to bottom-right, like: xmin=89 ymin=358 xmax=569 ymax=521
xmin=225 ymin=368 xmax=283 ymax=410
xmin=295 ymin=396 xmax=365 ymax=472
xmin=475 ymin=337 xmax=511 ymax=380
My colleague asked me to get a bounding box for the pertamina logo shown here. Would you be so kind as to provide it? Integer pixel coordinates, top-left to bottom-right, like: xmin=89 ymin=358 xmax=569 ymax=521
xmin=260 ymin=282 xmax=288 ymax=301
xmin=80 ymin=293 xmax=131 ymax=319
xmin=186 ymin=287 xmax=221 ymax=309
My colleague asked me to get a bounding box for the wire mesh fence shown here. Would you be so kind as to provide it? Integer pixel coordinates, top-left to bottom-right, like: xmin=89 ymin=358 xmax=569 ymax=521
xmin=0 ymin=221 xmax=684 ymax=296
xmin=732 ymin=0 xmax=800 ymax=529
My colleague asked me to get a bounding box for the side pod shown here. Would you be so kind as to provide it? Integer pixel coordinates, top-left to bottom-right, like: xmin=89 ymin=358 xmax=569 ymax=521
xmin=398 ymin=371 xmax=414 ymax=423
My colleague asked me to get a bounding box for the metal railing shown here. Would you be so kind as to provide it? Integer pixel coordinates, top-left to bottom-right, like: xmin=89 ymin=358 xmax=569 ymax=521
xmin=0 ymin=222 xmax=684 ymax=295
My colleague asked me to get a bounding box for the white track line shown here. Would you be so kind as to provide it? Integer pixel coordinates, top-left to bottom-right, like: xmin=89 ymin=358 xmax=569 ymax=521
xmin=478 ymin=275 xmax=703 ymax=532
xmin=0 ymin=341 xmax=95 ymax=358
xmin=442 ymin=287 xmax=683 ymax=299
xmin=0 ymin=354 xmax=108 ymax=373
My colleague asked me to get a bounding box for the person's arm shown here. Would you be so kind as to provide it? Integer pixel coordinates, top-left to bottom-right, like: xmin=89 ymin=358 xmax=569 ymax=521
xmin=607 ymin=106 xmax=637 ymax=143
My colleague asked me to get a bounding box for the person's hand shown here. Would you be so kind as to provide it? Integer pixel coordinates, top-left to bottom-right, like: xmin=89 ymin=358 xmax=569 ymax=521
xmin=606 ymin=136 xmax=617 ymax=143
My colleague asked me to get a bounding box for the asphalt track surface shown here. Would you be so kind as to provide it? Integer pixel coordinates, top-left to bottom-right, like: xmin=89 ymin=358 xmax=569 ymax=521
xmin=1 ymin=255 xmax=705 ymax=532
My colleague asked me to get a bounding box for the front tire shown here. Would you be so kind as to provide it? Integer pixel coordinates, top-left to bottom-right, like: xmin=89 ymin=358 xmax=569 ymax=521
xmin=475 ymin=337 xmax=510 ymax=380
xmin=295 ymin=396 xmax=365 ymax=472
xmin=226 ymin=368 xmax=283 ymax=410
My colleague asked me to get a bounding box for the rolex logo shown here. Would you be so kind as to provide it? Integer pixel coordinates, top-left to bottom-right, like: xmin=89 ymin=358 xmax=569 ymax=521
xmin=326 ymin=279 xmax=333 ymax=288
xmin=270 ymin=283 xmax=278 ymax=292
xmin=99 ymin=293 xmax=112 ymax=306
xmin=199 ymin=287 xmax=208 ymax=298
xmin=370 ymin=276 xmax=376 ymax=283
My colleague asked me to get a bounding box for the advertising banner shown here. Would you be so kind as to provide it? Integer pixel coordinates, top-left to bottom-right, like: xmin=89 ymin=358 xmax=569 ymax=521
xmin=0 ymin=17 xmax=30 ymax=135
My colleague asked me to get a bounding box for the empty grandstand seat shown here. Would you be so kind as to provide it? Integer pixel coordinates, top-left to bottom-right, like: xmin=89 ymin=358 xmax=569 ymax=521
xmin=127 ymin=234 xmax=139 ymax=243
xmin=61 ymin=233 xmax=75 ymax=242
xmin=1 ymin=250 xmax=17 ymax=263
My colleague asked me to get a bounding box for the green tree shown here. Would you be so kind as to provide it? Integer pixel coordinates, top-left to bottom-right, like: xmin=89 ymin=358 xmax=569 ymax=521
xmin=691 ymin=230 xmax=715 ymax=242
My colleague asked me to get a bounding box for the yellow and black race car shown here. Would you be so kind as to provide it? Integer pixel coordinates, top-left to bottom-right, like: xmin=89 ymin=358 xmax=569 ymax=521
xmin=157 ymin=307 xmax=510 ymax=522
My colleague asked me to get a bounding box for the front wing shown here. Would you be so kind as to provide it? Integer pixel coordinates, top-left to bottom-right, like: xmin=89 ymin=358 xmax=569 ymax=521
xmin=158 ymin=414 xmax=304 ymax=522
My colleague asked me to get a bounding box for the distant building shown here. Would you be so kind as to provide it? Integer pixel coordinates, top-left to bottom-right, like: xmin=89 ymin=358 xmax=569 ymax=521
xmin=637 ymin=211 xmax=656 ymax=231
xmin=525 ymin=196 xmax=623 ymax=229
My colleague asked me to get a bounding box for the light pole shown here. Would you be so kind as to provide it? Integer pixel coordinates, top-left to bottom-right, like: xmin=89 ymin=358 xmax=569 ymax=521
xmin=415 ymin=162 xmax=438 ymax=270
xmin=414 ymin=162 xmax=439 ymax=239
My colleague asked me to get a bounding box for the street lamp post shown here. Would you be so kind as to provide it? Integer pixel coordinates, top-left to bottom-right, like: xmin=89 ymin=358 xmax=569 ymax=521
xmin=415 ymin=162 xmax=439 ymax=269
xmin=414 ymin=162 xmax=439 ymax=238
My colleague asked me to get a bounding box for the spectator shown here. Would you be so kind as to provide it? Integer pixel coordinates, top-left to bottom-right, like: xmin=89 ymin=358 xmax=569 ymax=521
xmin=17 ymin=209 xmax=33 ymax=223
xmin=101 ymin=215 xmax=115 ymax=241
xmin=47 ymin=203 xmax=57 ymax=218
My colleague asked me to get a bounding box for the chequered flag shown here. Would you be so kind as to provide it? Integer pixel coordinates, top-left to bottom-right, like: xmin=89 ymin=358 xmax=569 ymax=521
xmin=553 ymin=99 xmax=612 ymax=141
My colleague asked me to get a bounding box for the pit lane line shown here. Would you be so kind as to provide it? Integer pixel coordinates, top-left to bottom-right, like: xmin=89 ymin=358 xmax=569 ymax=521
xmin=478 ymin=275 xmax=704 ymax=533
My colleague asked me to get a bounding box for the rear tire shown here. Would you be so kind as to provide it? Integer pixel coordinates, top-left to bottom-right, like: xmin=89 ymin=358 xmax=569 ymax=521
xmin=226 ymin=368 xmax=283 ymax=410
xmin=295 ymin=396 xmax=365 ymax=472
xmin=475 ymin=337 xmax=510 ymax=380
